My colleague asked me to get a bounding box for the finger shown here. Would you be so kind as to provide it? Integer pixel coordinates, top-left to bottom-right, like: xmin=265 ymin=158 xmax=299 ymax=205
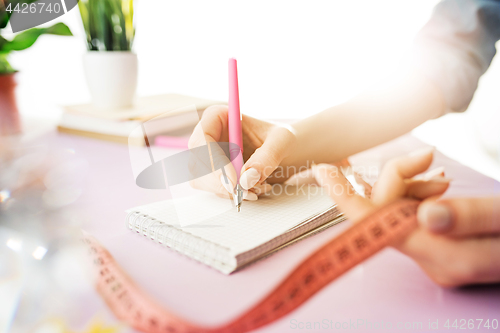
xmin=313 ymin=164 xmax=375 ymax=222
xmin=240 ymin=126 xmax=296 ymax=190
xmin=283 ymin=168 xmax=318 ymax=186
xmin=189 ymin=172 xmax=229 ymax=197
xmin=243 ymin=190 xmax=258 ymax=201
xmin=195 ymin=174 xmax=257 ymax=201
xmin=188 ymin=105 xmax=229 ymax=149
xmin=340 ymin=166 xmax=373 ymax=198
xmin=251 ymin=183 xmax=273 ymax=196
xmin=189 ymin=105 xmax=239 ymax=192
xmin=220 ymin=175 xmax=259 ymax=200
xmin=406 ymin=178 xmax=451 ymax=199
xmin=218 ymin=191 xmax=258 ymax=202
xmin=187 ymin=141 xmax=237 ymax=195
xmin=283 ymin=166 xmax=370 ymax=193
xmin=352 ymin=172 xmax=373 ymax=199
xmin=333 ymin=158 xmax=351 ymax=168
xmin=413 ymin=166 xmax=445 ymax=181
xmin=215 ymin=193 xmax=231 ymax=199
xmin=423 ymin=166 xmax=445 ymax=180
xmin=395 ymin=229 xmax=500 ymax=286
xmin=418 ymin=196 xmax=500 ymax=236
xmin=372 ymin=147 xmax=435 ymax=206
xmin=209 ymin=141 xmax=238 ymax=189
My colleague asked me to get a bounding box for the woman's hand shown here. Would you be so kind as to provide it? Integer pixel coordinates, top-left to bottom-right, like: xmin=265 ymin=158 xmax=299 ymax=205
xmin=312 ymin=147 xmax=500 ymax=287
xmin=188 ymin=105 xmax=297 ymax=199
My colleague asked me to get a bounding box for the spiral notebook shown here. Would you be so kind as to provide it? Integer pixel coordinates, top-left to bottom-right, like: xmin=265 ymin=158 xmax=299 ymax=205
xmin=125 ymin=186 xmax=345 ymax=274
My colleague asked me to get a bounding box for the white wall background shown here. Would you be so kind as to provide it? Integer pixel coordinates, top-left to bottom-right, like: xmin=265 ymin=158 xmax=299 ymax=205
xmin=9 ymin=0 xmax=439 ymax=120
xmin=6 ymin=0 xmax=500 ymax=179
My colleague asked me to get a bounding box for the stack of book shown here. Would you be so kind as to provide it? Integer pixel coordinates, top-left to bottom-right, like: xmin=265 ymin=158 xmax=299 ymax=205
xmin=58 ymin=94 xmax=224 ymax=146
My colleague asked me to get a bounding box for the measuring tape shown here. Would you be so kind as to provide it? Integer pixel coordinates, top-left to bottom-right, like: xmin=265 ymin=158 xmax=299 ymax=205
xmin=84 ymin=198 xmax=420 ymax=333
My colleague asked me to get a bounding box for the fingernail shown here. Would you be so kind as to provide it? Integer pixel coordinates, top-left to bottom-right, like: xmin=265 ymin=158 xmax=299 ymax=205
xmin=409 ymin=146 xmax=435 ymax=157
xmin=240 ymin=168 xmax=261 ymax=190
xmin=424 ymin=166 xmax=445 ymax=180
xmin=220 ymin=174 xmax=234 ymax=193
xmin=418 ymin=203 xmax=452 ymax=232
xmin=312 ymin=164 xmax=336 ymax=186
xmin=284 ymin=168 xmax=316 ymax=186
xmin=243 ymin=191 xmax=258 ymax=201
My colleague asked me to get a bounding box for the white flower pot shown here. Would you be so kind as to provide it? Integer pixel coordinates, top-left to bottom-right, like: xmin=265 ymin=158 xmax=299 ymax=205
xmin=83 ymin=51 xmax=138 ymax=110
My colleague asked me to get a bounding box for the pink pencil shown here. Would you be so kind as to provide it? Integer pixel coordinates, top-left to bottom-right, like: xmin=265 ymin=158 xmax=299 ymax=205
xmin=228 ymin=58 xmax=244 ymax=212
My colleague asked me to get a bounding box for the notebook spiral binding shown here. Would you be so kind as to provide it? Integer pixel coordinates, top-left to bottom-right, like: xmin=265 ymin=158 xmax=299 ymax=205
xmin=126 ymin=211 xmax=236 ymax=271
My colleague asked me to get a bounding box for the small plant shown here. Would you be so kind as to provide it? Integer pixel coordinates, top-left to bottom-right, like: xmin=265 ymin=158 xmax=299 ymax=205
xmin=78 ymin=0 xmax=134 ymax=51
xmin=0 ymin=1 xmax=73 ymax=74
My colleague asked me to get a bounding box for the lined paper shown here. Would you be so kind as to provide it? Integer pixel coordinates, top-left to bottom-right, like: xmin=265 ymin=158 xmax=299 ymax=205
xmin=127 ymin=185 xmax=335 ymax=255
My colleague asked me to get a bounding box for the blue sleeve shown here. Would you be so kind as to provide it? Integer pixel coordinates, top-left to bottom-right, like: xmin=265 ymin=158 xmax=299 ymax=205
xmin=413 ymin=0 xmax=500 ymax=112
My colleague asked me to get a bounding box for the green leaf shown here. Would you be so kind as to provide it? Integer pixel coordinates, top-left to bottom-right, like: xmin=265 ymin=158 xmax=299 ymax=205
xmin=0 ymin=36 xmax=8 ymax=51
xmin=78 ymin=0 xmax=94 ymax=50
xmin=122 ymin=0 xmax=134 ymax=49
xmin=46 ymin=22 xmax=73 ymax=36
xmin=0 ymin=2 xmax=9 ymax=30
xmin=78 ymin=0 xmax=134 ymax=51
xmin=1 ymin=22 xmax=73 ymax=52
xmin=0 ymin=53 xmax=15 ymax=74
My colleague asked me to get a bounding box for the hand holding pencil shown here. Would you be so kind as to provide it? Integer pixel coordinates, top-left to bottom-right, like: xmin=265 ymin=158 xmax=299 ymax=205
xmin=188 ymin=60 xmax=297 ymax=202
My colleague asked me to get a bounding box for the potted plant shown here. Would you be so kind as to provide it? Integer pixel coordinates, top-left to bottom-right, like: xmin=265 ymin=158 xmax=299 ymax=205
xmin=78 ymin=0 xmax=136 ymax=110
xmin=0 ymin=4 xmax=72 ymax=135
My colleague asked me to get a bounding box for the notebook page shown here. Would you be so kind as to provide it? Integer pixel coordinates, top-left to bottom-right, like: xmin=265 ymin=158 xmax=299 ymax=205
xmin=126 ymin=185 xmax=334 ymax=255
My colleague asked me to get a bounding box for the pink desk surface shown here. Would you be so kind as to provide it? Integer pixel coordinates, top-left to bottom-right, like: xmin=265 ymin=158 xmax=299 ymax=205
xmin=47 ymin=132 xmax=500 ymax=332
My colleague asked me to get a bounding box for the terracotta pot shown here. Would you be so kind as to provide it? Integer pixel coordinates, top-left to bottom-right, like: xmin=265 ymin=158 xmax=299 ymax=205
xmin=0 ymin=73 xmax=21 ymax=135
